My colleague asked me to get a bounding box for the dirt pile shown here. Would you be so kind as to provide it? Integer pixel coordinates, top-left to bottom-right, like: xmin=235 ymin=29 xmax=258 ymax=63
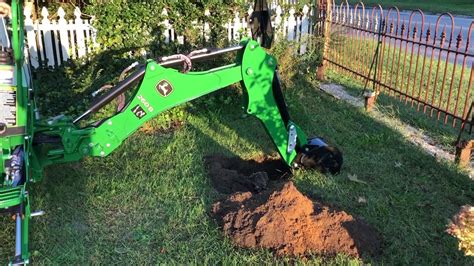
xmin=204 ymin=155 xmax=382 ymax=258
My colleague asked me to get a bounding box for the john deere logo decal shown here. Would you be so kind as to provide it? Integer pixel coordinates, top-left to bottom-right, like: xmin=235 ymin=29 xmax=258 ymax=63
xmin=156 ymin=80 xmax=173 ymax=97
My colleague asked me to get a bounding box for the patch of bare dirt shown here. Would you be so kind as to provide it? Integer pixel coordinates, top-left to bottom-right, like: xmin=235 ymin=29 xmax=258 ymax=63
xmin=204 ymin=155 xmax=382 ymax=258
xmin=204 ymin=154 xmax=290 ymax=194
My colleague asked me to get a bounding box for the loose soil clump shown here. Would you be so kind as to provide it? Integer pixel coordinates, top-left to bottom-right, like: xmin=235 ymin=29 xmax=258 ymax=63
xmin=204 ymin=155 xmax=382 ymax=258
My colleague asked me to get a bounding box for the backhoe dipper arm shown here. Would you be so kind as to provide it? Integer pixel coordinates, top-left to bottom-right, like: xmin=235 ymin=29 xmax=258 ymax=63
xmin=32 ymin=39 xmax=342 ymax=177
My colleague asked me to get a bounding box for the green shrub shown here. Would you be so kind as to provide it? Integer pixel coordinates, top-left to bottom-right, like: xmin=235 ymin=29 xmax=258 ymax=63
xmin=270 ymin=36 xmax=324 ymax=89
xmin=84 ymin=0 xmax=248 ymax=56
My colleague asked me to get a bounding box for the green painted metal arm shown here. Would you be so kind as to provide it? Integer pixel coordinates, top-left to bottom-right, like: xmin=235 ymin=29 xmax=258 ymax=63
xmin=2 ymin=1 xmax=33 ymax=263
xmin=32 ymin=39 xmax=307 ymax=176
xmin=11 ymin=0 xmax=25 ymax=127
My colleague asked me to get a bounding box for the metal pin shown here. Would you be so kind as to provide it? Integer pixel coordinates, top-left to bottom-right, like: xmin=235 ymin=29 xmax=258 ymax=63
xmin=246 ymin=68 xmax=254 ymax=76
xmin=15 ymin=214 xmax=21 ymax=257
xmin=31 ymin=211 xmax=45 ymax=218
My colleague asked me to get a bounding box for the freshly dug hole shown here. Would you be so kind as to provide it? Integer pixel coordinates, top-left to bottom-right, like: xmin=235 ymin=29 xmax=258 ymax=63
xmin=204 ymin=154 xmax=291 ymax=194
xmin=204 ymin=155 xmax=382 ymax=258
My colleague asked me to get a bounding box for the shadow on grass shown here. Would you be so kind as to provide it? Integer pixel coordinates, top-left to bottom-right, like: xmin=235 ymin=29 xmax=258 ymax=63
xmin=179 ymin=70 xmax=473 ymax=264
xmin=1 ymin=50 xmax=473 ymax=264
xmin=286 ymin=73 xmax=473 ymax=264
xmin=326 ymin=71 xmax=472 ymax=152
xmin=27 ymin=162 xmax=90 ymax=263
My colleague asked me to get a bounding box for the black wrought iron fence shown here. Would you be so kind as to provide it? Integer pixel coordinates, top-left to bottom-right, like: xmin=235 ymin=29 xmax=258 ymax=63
xmin=317 ymin=0 xmax=473 ymax=130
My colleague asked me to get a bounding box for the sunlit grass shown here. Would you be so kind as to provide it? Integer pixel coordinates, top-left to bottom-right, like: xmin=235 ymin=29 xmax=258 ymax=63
xmin=1 ymin=45 xmax=473 ymax=264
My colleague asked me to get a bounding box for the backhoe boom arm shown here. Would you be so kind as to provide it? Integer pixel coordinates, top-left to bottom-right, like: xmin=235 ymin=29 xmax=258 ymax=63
xmin=32 ymin=40 xmax=315 ymax=174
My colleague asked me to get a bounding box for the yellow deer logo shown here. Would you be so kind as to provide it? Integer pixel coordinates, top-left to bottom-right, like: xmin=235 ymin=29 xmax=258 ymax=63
xmin=156 ymin=80 xmax=173 ymax=97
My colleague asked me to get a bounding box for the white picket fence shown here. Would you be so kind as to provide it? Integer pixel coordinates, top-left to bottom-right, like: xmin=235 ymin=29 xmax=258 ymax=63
xmin=162 ymin=4 xmax=316 ymax=53
xmin=25 ymin=3 xmax=317 ymax=69
xmin=24 ymin=6 xmax=97 ymax=68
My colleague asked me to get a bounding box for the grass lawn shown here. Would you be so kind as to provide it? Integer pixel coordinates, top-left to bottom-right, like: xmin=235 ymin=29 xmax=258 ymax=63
xmin=326 ymin=71 xmax=467 ymax=152
xmin=0 ymin=52 xmax=473 ymax=264
xmin=325 ymin=33 xmax=472 ymax=149
xmin=346 ymin=0 xmax=474 ymax=16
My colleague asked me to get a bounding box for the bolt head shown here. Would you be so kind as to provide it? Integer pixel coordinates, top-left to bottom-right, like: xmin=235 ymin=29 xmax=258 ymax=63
xmin=106 ymin=143 xmax=111 ymax=148
xmin=246 ymin=68 xmax=254 ymax=76
xmin=108 ymin=121 xmax=113 ymax=126
xmin=150 ymin=65 xmax=155 ymax=71
xmin=100 ymin=151 xmax=105 ymax=157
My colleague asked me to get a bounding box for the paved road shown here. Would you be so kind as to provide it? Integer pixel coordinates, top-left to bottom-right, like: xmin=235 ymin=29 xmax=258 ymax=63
xmin=343 ymin=7 xmax=473 ymax=65
xmin=395 ymin=11 xmax=473 ymax=55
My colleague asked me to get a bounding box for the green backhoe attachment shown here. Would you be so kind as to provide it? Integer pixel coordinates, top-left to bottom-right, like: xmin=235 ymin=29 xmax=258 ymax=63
xmin=0 ymin=1 xmax=342 ymax=264
xmin=33 ymin=40 xmax=305 ymax=168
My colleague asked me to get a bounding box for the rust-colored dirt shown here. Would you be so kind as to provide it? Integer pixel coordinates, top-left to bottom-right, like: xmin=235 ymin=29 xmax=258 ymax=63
xmin=204 ymin=155 xmax=382 ymax=258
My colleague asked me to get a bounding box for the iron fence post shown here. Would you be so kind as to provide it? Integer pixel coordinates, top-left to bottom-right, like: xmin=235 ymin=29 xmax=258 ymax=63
xmin=317 ymin=0 xmax=332 ymax=80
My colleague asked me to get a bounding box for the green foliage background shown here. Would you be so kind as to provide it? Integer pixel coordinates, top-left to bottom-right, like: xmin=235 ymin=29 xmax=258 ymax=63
xmin=85 ymin=0 xmax=249 ymax=53
xmin=36 ymin=1 xmax=318 ymax=53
